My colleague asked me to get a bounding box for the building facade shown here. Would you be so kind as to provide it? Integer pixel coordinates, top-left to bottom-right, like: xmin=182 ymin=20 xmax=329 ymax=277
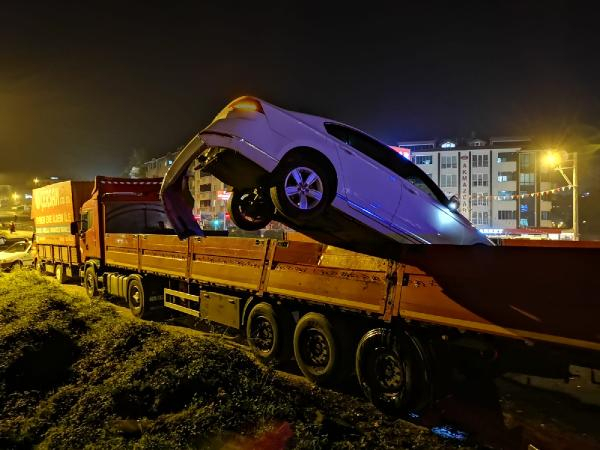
xmin=143 ymin=152 xmax=232 ymax=230
xmin=397 ymin=137 xmax=555 ymax=231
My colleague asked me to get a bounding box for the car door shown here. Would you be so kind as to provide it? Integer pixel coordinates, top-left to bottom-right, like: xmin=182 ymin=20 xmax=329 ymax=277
xmin=393 ymin=171 xmax=466 ymax=244
xmin=325 ymin=124 xmax=402 ymax=226
xmin=23 ymin=243 xmax=34 ymax=266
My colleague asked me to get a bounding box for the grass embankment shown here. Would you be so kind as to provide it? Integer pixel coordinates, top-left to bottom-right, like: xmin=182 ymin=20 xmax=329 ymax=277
xmin=0 ymin=271 xmax=473 ymax=449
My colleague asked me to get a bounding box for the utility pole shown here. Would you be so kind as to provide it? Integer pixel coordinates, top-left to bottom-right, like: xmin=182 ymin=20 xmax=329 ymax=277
xmin=572 ymin=151 xmax=579 ymax=240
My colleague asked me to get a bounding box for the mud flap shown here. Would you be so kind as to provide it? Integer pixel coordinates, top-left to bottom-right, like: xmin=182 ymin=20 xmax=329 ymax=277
xmin=160 ymin=134 xmax=207 ymax=238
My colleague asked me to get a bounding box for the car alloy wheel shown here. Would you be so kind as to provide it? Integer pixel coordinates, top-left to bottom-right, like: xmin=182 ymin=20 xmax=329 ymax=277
xmin=283 ymin=167 xmax=324 ymax=211
xmin=271 ymin=156 xmax=335 ymax=223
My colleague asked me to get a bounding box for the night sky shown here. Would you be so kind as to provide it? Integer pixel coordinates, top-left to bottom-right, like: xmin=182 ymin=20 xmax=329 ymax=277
xmin=1 ymin=1 xmax=599 ymax=191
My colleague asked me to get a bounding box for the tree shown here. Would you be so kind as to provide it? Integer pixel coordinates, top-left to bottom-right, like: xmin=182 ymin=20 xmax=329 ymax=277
xmin=123 ymin=148 xmax=149 ymax=178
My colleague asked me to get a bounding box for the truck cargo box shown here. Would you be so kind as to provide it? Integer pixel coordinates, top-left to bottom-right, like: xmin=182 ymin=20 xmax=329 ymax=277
xmin=31 ymin=181 xmax=94 ymax=246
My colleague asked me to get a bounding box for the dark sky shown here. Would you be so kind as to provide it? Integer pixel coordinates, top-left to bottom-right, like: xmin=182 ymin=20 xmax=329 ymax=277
xmin=1 ymin=1 xmax=599 ymax=190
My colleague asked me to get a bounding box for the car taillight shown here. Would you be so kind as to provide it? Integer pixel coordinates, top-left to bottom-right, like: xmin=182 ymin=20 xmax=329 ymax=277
xmin=230 ymin=98 xmax=264 ymax=114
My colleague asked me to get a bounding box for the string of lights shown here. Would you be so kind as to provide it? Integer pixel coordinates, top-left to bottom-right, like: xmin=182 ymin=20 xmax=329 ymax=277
xmin=465 ymin=184 xmax=574 ymax=201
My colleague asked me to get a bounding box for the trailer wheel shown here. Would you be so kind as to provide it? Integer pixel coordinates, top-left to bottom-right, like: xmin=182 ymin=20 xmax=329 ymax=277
xmin=355 ymin=328 xmax=433 ymax=415
xmin=84 ymin=266 xmax=99 ymax=298
xmin=35 ymin=259 xmax=44 ymax=274
xmin=55 ymin=264 xmax=66 ymax=284
xmin=128 ymin=277 xmax=150 ymax=319
xmin=293 ymin=312 xmax=352 ymax=386
xmin=246 ymin=302 xmax=293 ymax=365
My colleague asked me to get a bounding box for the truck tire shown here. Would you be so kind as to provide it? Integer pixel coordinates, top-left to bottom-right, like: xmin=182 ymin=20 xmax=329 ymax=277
xmin=270 ymin=156 xmax=335 ymax=223
xmin=293 ymin=312 xmax=352 ymax=386
xmin=35 ymin=259 xmax=44 ymax=274
xmin=84 ymin=266 xmax=99 ymax=298
xmin=55 ymin=264 xmax=66 ymax=284
xmin=128 ymin=277 xmax=150 ymax=319
xmin=246 ymin=302 xmax=294 ymax=365
xmin=355 ymin=328 xmax=433 ymax=415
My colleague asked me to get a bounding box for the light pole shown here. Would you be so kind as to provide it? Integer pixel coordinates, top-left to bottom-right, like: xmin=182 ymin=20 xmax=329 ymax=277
xmin=543 ymin=151 xmax=579 ymax=240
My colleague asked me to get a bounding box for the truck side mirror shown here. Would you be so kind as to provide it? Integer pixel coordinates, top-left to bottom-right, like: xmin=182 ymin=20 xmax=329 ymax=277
xmin=70 ymin=221 xmax=79 ymax=235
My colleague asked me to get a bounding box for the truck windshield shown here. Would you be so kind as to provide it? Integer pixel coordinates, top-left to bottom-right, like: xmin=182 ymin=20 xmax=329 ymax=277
xmin=105 ymin=202 xmax=176 ymax=234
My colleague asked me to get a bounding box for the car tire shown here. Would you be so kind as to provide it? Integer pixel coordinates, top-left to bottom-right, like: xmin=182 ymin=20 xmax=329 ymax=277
xmin=55 ymin=264 xmax=66 ymax=284
xmin=84 ymin=265 xmax=99 ymax=298
xmin=227 ymin=187 xmax=275 ymax=231
xmin=246 ymin=302 xmax=294 ymax=365
xmin=10 ymin=261 xmax=23 ymax=271
xmin=270 ymin=157 xmax=334 ymax=223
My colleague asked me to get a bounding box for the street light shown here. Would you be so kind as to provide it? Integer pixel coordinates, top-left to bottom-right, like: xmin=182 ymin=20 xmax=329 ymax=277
xmin=33 ymin=178 xmax=39 ymax=185
xmin=543 ymin=150 xmax=579 ymax=240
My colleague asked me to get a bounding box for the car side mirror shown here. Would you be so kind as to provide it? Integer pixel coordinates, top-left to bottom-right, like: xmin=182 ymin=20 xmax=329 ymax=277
xmin=70 ymin=221 xmax=79 ymax=235
xmin=448 ymin=195 xmax=460 ymax=211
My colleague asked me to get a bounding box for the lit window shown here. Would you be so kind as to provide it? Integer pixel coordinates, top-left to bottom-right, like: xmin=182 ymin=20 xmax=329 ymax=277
xmin=440 ymin=141 xmax=456 ymax=148
xmin=414 ymin=155 xmax=433 ymax=165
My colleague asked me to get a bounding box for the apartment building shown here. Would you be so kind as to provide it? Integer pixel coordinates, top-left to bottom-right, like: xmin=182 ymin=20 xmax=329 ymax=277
xmin=397 ymin=137 xmax=554 ymax=230
xmin=143 ymin=152 xmax=231 ymax=230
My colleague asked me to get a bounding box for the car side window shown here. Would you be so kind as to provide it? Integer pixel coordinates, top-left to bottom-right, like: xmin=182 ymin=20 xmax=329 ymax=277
xmin=324 ymin=123 xmax=349 ymax=144
xmin=325 ymin=122 xmax=448 ymax=205
xmin=404 ymin=172 xmax=439 ymax=201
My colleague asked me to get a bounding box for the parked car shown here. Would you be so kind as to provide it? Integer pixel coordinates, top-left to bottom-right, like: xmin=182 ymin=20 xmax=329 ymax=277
xmin=161 ymin=97 xmax=491 ymax=256
xmin=0 ymin=240 xmax=34 ymax=271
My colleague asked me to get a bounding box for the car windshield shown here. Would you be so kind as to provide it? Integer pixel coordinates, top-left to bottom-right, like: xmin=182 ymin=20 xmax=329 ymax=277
xmin=325 ymin=123 xmax=448 ymax=205
xmin=4 ymin=242 xmax=28 ymax=253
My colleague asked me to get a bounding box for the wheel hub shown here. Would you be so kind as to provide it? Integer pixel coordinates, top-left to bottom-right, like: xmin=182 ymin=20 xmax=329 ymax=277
xmin=252 ymin=317 xmax=274 ymax=353
xmin=302 ymin=328 xmax=330 ymax=367
xmin=131 ymin=288 xmax=141 ymax=306
xmin=375 ymin=353 xmax=404 ymax=391
xmin=284 ymin=167 xmax=324 ymax=210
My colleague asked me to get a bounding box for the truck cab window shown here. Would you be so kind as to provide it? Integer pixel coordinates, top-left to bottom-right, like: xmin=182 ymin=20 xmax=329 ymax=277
xmin=105 ymin=202 xmax=175 ymax=234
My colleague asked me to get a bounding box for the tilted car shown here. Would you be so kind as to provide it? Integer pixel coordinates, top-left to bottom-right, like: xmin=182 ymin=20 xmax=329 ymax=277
xmin=161 ymin=97 xmax=491 ymax=257
xmin=0 ymin=240 xmax=34 ymax=271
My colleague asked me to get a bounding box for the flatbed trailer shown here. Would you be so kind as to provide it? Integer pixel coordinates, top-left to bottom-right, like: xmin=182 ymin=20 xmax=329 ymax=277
xmin=97 ymin=231 xmax=600 ymax=413
xmin=52 ymin=176 xmax=598 ymax=413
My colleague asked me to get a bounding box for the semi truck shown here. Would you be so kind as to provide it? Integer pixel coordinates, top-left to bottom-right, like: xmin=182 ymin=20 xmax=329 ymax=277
xmin=32 ymin=176 xmax=600 ymax=414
